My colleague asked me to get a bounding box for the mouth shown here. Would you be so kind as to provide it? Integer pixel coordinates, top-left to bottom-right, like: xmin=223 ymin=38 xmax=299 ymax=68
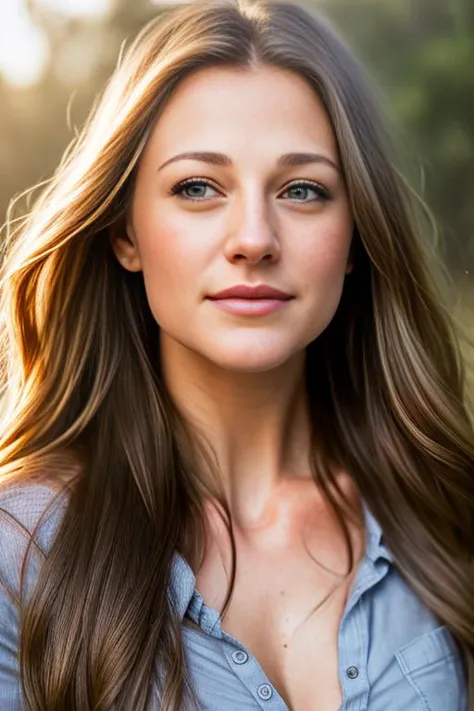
xmin=206 ymin=284 xmax=294 ymax=316
xmin=208 ymin=297 xmax=293 ymax=316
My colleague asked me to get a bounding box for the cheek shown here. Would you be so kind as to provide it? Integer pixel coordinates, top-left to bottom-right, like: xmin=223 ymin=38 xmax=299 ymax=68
xmin=291 ymin=216 xmax=353 ymax=332
xmin=135 ymin=215 xmax=212 ymax=326
xmin=294 ymin=214 xmax=353 ymax=287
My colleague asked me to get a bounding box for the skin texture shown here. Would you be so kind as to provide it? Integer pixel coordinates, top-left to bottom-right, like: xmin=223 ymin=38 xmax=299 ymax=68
xmin=111 ymin=64 xmax=354 ymax=528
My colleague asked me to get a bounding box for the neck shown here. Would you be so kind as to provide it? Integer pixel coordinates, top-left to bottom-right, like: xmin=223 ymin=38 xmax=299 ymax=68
xmin=160 ymin=334 xmax=313 ymax=527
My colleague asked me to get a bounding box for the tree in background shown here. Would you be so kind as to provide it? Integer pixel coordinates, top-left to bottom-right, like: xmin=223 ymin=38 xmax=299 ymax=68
xmin=324 ymin=0 xmax=473 ymax=273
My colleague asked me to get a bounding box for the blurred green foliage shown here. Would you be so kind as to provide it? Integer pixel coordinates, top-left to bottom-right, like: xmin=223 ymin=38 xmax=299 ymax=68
xmin=0 ymin=0 xmax=472 ymax=280
xmin=323 ymin=0 xmax=473 ymax=274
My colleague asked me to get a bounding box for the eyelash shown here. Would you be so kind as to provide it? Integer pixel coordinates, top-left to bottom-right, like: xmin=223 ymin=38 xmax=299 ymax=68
xmin=169 ymin=177 xmax=332 ymax=203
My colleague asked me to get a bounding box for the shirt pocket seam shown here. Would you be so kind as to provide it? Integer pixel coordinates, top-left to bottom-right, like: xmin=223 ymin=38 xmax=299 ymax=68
xmin=396 ymin=649 xmax=432 ymax=711
xmin=395 ymin=626 xmax=458 ymax=711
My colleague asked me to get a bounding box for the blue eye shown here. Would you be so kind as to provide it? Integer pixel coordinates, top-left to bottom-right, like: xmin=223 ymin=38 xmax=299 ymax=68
xmin=282 ymin=181 xmax=331 ymax=203
xmin=170 ymin=178 xmax=331 ymax=203
xmin=170 ymin=179 xmax=219 ymax=201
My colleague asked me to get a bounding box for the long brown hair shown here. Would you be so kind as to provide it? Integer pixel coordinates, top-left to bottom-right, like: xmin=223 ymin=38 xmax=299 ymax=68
xmin=0 ymin=0 xmax=472 ymax=708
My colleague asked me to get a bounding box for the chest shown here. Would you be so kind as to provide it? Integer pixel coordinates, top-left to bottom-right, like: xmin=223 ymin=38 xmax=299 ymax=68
xmin=191 ymin=499 xmax=365 ymax=710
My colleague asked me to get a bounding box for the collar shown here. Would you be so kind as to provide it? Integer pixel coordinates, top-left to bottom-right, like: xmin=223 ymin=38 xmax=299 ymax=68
xmin=169 ymin=551 xmax=199 ymax=622
xmin=362 ymin=499 xmax=394 ymax=565
xmin=169 ymin=498 xmax=394 ymax=622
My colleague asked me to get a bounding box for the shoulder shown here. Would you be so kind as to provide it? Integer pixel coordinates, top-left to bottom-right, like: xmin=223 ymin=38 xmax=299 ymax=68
xmin=0 ymin=481 xmax=70 ymax=706
xmin=0 ymin=479 xmax=70 ymax=604
xmin=362 ymin=545 xmax=467 ymax=709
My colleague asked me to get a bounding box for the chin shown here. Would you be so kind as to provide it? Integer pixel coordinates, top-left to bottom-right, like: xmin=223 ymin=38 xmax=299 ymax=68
xmin=197 ymin=337 xmax=305 ymax=374
xmin=159 ymin=325 xmax=312 ymax=374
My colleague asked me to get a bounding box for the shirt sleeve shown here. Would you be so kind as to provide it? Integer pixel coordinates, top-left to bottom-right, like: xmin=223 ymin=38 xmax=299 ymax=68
xmin=0 ymin=482 xmax=68 ymax=710
xmin=0 ymin=578 xmax=22 ymax=710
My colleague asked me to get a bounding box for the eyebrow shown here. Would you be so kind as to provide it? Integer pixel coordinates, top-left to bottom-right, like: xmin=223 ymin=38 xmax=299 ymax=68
xmin=157 ymin=151 xmax=340 ymax=173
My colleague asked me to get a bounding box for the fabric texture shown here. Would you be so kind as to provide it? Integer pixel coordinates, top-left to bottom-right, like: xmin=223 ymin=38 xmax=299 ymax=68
xmin=0 ymin=481 xmax=467 ymax=710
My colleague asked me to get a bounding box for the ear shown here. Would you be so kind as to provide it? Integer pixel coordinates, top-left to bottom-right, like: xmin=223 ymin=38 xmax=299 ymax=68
xmin=109 ymin=216 xmax=143 ymax=273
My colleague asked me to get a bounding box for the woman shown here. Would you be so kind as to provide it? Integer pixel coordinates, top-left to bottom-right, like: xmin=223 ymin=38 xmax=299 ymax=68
xmin=0 ymin=0 xmax=472 ymax=709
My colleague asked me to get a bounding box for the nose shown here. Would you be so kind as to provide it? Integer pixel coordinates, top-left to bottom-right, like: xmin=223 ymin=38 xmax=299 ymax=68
xmin=223 ymin=193 xmax=281 ymax=266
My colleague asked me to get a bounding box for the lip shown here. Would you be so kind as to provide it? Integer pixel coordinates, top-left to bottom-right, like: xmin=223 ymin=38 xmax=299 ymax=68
xmin=207 ymin=284 xmax=293 ymax=300
xmin=208 ymin=298 xmax=290 ymax=315
xmin=206 ymin=284 xmax=293 ymax=316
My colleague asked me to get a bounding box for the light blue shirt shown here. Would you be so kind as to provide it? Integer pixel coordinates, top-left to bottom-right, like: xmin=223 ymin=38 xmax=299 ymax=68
xmin=0 ymin=482 xmax=467 ymax=710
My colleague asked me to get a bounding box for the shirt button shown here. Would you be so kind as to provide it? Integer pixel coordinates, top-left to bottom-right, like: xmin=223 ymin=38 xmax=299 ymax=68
xmin=231 ymin=650 xmax=249 ymax=665
xmin=346 ymin=666 xmax=359 ymax=679
xmin=257 ymin=683 xmax=273 ymax=700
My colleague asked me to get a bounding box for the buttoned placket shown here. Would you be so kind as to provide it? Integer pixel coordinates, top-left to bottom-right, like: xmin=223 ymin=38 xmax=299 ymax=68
xmin=219 ymin=630 xmax=288 ymax=709
xmin=184 ymin=588 xmax=289 ymax=709
xmin=168 ymin=501 xmax=393 ymax=711
xmin=336 ymin=555 xmax=391 ymax=710
xmin=174 ymin=558 xmax=392 ymax=710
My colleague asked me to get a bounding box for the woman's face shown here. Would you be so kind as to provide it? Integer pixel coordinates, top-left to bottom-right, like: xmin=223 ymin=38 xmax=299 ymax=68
xmin=111 ymin=65 xmax=353 ymax=372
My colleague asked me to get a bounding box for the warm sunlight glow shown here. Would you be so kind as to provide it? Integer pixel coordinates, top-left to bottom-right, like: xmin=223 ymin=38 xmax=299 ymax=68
xmin=0 ymin=0 xmax=49 ymax=87
xmin=36 ymin=0 xmax=110 ymax=18
xmin=0 ymin=0 xmax=110 ymax=88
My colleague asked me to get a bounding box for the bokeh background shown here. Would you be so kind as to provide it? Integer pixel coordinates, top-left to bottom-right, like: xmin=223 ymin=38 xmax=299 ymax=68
xmin=0 ymin=0 xmax=472 ymax=392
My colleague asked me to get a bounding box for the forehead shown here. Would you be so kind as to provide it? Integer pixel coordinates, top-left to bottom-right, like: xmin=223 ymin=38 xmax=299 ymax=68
xmin=144 ymin=65 xmax=338 ymax=161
